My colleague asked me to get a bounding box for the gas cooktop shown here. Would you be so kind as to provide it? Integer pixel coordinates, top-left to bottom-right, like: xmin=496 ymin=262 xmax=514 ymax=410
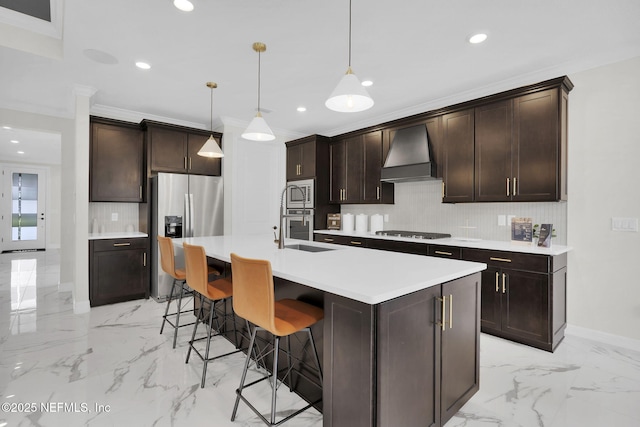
xmin=375 ymin=230 xmax=451 ymax=240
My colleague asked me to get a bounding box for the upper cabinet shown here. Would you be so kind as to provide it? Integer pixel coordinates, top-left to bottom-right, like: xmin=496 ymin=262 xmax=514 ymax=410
xmin=442 ymin=109 xmax=475 ymax=203
xmin=286 ymin=136 xmax=319 ymax=180
xmin=143 ymin=120 xmax=222 ymax=176
xmin=475 ymin=88 xmax=566 ymax=202
xmin=329 ymin=131 xmax=394 ymax=204
xmin=90 ymin=117 xmax=145 ymax=202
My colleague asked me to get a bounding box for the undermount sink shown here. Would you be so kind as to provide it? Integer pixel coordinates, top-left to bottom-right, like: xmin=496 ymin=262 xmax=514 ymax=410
xmin=285 ymin=244 xmax=335 ymax=253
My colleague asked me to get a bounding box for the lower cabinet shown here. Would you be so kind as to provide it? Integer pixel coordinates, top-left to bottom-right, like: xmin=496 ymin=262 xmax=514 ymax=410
xmin=464 ymin=249 xmax=567 ymax=351
xmin=314 ymin=233 xmax=368 ymax=247
xmin=89 ymin=238 xmax=149 ymax=307
xmin=323 ymin=273 xmax=480 ymax=427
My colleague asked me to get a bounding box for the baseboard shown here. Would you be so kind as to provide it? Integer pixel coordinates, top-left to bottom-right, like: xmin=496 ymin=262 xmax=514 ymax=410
xmin=73 ymin=299 xmax=91 ymax=314
xmin=565 ymin=324 xmax=640 ymax=353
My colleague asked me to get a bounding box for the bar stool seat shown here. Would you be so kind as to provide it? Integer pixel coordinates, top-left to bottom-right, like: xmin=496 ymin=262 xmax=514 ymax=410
xmin=158 ymin=236 xmax=220 ymax=348
xmin=230 ymin=252 xmax=323 ymax=427
xmin=183 ymin=242 xmax=241 ymax=388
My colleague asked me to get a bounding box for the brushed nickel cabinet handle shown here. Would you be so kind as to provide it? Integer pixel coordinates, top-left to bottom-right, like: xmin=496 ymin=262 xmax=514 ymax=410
xmin=143 ymin=252 xmax=147 ymax=267
xmin=184 ymin=157 xmax=187 ymax=170
xmin=435 ymin=250 xmax=453 ymax=256
xmin=189 ymin=157 xmax=192 ymax=170
xmin=113 ymin=243 xmax=131 ymax=247
xmin=502 ymin=273 xmax=507 ymax=294
xmin=513 ymin=177 xmax=517 ymax=195
xmin=442 ymin=182 xmax=445 ymax=198
xmin=490 ymin=257 xmax=512 ymax=263
xmin=323 ymin=238 xmax=334 ymax=242
xmin=350 ymin=241 xmax=362 ymax=245
xmin=506 ymin=178 xmax=510 ymax=196
xmin=377 ymin=186 xmax=380 ymax=200
xmin=495 ymin=272 xmax=500 ymax=292
xmin=139 ymin=186 xmax=142 ymax=199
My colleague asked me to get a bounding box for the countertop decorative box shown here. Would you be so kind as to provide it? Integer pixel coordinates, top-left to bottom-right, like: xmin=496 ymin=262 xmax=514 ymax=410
xmin=327 ymin=213 xmax=341 ymax=230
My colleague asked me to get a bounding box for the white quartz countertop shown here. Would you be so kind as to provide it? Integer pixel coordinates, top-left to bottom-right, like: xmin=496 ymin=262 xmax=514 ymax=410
xmin=172 ymin=234 xmax=486 ymax=305
xmin=314 ymin=230 xmax=572 ymax=256
xmin=88 ymin=232 xmax=148 ymax=240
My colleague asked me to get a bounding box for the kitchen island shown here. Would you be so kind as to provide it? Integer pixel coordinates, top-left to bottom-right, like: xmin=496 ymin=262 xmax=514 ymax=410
xmin=173 ymin=234 xmax=486 ymax=427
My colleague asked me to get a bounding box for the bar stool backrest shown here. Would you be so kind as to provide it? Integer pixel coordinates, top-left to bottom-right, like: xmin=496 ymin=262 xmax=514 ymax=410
xmin=157 ymin=236 xmax=180 ymax=278
xmin=183 ymin=242 xmax=209 ymax=296
xmin=230 ymin=253 xmax=276 ymax=334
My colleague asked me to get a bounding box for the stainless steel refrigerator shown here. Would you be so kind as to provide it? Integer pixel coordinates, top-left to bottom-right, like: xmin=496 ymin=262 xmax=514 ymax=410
xmin=150 ymin=172 xmax=223 ymax=301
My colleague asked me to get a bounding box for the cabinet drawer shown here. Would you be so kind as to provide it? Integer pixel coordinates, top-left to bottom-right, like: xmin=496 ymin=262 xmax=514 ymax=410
xmin=367 ymin=239 xmax=426 ymax=255
xmin=314 ymin=234 xmax=368 ymax=247
xmin=428 ymin=245 xmax=462 ymax=259
xmin=92 ymin=238 xmax=148 ymax=252
xmin=462 ymin=248 xmax=549 ymax=273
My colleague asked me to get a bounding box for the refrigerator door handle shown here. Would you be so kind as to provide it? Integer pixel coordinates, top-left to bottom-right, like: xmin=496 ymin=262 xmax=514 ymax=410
xmin=184 ymin=193 xmax=191 ymax=238
xmin=188 ymin=193 xmax=195 ymax=237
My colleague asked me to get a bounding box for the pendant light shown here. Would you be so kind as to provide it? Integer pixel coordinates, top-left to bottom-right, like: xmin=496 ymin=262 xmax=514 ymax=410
xmin=197 ymin=82 xmax=224 ymax=158
xmin=325 ymin=0 xmax=374 ymax=113
xmin=242 ymin=42 xmax=275 ymax=141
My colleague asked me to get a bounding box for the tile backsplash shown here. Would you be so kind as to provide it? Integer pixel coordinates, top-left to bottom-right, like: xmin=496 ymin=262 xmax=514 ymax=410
xmin=89 ymin=203 xmax=140 ymax=233
xmin=342 ymin=180 xmax=567 ymax=245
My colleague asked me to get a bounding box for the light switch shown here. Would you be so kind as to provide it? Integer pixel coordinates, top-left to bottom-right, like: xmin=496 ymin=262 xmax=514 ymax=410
xmin=383 ymin=214 xmax=389 ymax=222
xmin=111 ymin=212 xmax=118 ymax=221
xmin=507 ymin=215 xmax=515 ymax=226
xmin=612 ymin=217 xmax=638 ymax=232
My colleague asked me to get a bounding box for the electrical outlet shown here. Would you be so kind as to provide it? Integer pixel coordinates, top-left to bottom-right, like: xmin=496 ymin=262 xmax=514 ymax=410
xmin=498 ymin=215 xmax=506 ymax=226
xmin=612 ymin=217 xmax=638 ymax=232
xmin=383 ymin=214 xmax=389 ymax=222
xmin=111 ymin=213 xmax=118 ymax=221
xmin=507 ymin=215 xmax=515 ymax=226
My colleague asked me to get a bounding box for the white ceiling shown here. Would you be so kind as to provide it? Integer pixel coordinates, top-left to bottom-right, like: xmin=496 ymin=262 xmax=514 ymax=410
xmin=1 ymin=0 xmax=640 ymax=157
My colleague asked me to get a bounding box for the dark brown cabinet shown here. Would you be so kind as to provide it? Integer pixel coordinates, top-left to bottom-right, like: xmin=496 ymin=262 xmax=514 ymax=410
xmin=475 ymin=87 xmax=568 ymax=202
xmin=324 ymin=273 xmax=480 ymax=427
xmin=442 ymin=108 xmax=475 ymax=203
xmin=90 ymin=118 xmax=144 ymax=202
xmin=144 ymin=121 xmax=221 ymax=176
xmin=89 ymin=238 xmax=149 ymax=307
xmin=286 ymin=136 xmax=319 ymax=180
xmin=330 ymin=131 xmax=394 ymax=204
xmin=463 ymin=248 xmax=567 ymax=351
xmin=314 ymin=233 xmax=368 ymax=247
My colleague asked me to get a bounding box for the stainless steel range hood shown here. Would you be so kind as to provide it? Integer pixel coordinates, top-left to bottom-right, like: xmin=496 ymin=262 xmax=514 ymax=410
xmin=380 ymin=124 xmax=436 ymax=183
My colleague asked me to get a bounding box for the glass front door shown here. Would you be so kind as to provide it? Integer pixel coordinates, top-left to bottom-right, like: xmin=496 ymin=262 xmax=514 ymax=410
xmin=2 ymin=168 xmax=46 ymax=252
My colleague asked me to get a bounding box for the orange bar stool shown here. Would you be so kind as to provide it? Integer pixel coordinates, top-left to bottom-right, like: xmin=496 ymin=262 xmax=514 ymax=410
xmin=183 ymin=242 xmax=241 ymax=388
xmin=230 ymin=253 xmax=323 ymax=426
xmin=158 ymin=235 xmax=221 ymax=348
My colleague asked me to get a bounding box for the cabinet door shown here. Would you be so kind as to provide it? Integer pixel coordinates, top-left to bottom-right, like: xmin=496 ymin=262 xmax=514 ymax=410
xmin=90 ymin=121 xmax=144 ymax=202
xmin=441 ymin=274 xmax=480 ymax=424
xmin=479 ymin=267 xmax=503 ymax=333
xmin=149 ymin=126 xmax=188 ymax=173
xmin=329 ymin=140 xmax=346 ymax=203
xmin=475 ymin=100 xmax=513 ymax=202
xmin=512 ymin=88 xmax=559 ymax=201
xmin=286 ymin=143 xmax=303 ymax=180
xmin=300 ymin=140 xmax=317 ymax=178
xmin=362 ymin=131 xmax=383 ymax=203
xmin=378 ymin=285 xmax=441 ymax=427
xmin=344 ymin=135 xmax=363 ymax=203
xmin=502 ymin=269 xmax=549 ymax=343
xmin=425 ymin=116 xmax=443 ymax=178
xmin=442 ymin=109 xmax=475 ymax=203
xmin=90 ymin=240 xmax=148 ymax=306
xmin=187 ymin=132 xmax=222 ymax=176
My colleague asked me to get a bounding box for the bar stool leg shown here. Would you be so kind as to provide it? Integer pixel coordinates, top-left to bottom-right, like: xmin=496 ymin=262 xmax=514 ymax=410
xmin=308 ymin=328 xmax=323 ymax=386
xmin=160 ymin=279 xmax=178 ymax=335
xmin=270 ymin=335 xmax=280 ymax=426
xmin=172 ymin=281 xmax=186 ymax=348
xmin=231 ymin=326 xmax=258 ymax=422
xmin=186 ymin=294 xmax=204 ymax=364
xmin=201 ymin=298 xmax=216 ymax=388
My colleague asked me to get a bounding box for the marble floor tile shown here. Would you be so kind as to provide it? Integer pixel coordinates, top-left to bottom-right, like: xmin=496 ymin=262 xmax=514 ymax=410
xmin=1 ymin=250 xmax=639 ymax=427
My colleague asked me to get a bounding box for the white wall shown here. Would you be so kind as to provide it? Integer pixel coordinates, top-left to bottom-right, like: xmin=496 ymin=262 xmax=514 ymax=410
xmin=567 ymin=56 xmax=640 ymax=341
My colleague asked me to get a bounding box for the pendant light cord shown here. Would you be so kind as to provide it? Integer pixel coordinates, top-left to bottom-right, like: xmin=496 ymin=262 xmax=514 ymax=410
xmin=210 ymin=87 xmax=214 ymax=132
xmin=257 ymin=50 xmax=261 ymax=113
xmin=348 ymin=0 xmax=352 ymax=68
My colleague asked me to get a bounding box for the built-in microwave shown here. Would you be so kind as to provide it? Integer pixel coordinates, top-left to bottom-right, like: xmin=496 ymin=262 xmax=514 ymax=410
xmin=286 ymin=178 xmax=314 ymax=209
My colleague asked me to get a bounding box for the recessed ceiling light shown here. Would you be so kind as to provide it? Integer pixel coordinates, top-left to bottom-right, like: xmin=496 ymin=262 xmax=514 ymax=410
xmin=10 ymin=140 xmax=19 ymax=143
xmin=468 ymin=33 xmax=488 ymax=44
xmin=173 ymin=0 xmax=194 ymax=12
xmin=361 ymin=80 xmax=373 ymax=87
xmin=135 ymin=61 xmax=151 ymax=70
xmin=2 ymin=126 xmax=11 ymax=130
xmin=297 ymin=106 xmax=307 ymax=112
xmin=17 ymin=151 xmax=24 ymax=154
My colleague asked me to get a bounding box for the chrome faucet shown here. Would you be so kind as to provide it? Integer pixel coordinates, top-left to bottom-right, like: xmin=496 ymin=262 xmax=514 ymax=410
xmin=277 ymin=184 xmax=307 ymax=249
